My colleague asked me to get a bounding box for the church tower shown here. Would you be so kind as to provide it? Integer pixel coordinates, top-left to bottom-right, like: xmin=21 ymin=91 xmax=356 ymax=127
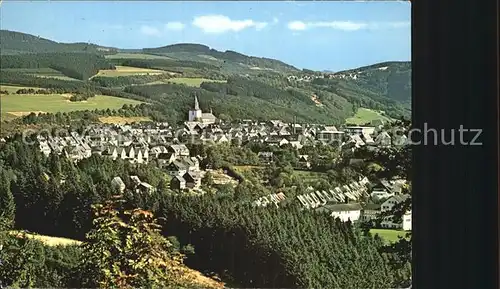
xmin=188 ymin=94 xmax=203 ymax=122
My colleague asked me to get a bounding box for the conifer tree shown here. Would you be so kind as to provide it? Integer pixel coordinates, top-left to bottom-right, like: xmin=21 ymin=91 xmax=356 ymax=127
xmin=0 ymin=169 xmax=15 ymax=225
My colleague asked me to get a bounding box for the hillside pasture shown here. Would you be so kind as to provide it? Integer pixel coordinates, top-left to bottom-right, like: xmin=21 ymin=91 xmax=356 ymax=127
xmin=10 ymin=230 xmax=82 ymax=246
xmin=0 ymin=84 xmax=41 ymax=94
xmin=1 ymin=85 xmax=143 ymax=117
xmin=345 ymin=108 xmax=393 ymax=125
xmin=2 ymin=68 xmax=79 ymax=81
xmin=105 ymin=52 xmax=173 ymax=60
xmin=370 ymin=229 xmax=409 ymax=244
xmin=147 ymin=77 xmax=226 ymax=87
xmin=93 ymin=65 xmax=166 ymax=77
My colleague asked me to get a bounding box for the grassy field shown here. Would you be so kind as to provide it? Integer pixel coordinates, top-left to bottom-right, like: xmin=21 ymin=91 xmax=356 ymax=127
xmin=2 ymin=68 xmax=80 ymax=81
xmin=345 ymin=108 xmax=392 ymax=125
xmin=1 ymin=85 xmax=143 ymax=117
xmin=105 ymin=52 xmax=173 ymax=60
xmin=10 ymin=230 xmax=223 ymax=287
xmin=93 ymin=65 xmax=166 ymax=77
xmin=1 ymin=84 xmax=40 ymax=94
xmin=99 ymin=116 xmax=152 ymax=124
xmin=10 ymin=231 xmax=82 ymax=246
xmin=370 ymin=229 xmax=409 ymax=243
xmin=147 ymin=77 xmax=226 ymax=87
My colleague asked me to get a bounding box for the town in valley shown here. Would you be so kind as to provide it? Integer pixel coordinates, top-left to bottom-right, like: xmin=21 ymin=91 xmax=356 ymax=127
xmin=0 ymin=1 xmax=412 ymax=288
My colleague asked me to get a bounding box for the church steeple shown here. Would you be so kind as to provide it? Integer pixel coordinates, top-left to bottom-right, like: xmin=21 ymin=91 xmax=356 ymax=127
xmin=194 ymin=95 xmax=200 ymax=110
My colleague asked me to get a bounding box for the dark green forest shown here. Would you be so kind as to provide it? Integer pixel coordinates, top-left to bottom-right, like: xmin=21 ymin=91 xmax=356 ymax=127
xmin=0 ymin=135 xmax=411 ymax=288
xmin=1 ymin=53 xmax=114 ymax=80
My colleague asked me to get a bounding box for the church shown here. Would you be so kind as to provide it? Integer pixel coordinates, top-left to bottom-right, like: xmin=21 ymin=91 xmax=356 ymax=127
xmin=187 ymin=95 xmax=217 ymax=124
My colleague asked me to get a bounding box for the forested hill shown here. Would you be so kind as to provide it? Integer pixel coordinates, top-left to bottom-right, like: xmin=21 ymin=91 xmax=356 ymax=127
xmin=0 ymin=30 xmax=118 ymax=54
xmin=143 ymin=43 xmax=299 ymax=73
xmin=1 ymin=29 xmax=411 ymax=124
xmin=326 ymin=61 xmax=411 ymax=106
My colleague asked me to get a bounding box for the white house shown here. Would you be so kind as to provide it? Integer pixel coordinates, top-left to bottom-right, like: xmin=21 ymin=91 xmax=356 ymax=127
xmin=380 ymin=194 xmax=411 ymax=230
xmin=344 ymin=126 xmax=375 ymax=136
xmin=381 ymin=194 xmax=410 ymax=212
xmin=402 ymin=210 xmax=412 ymax=231
xmin=111 ymin=177 xmax=126 ymax=193
xmin=315 ymin=203 xmax=362 ymax=222
xmin=361 ymin=203 xmax=381 ymax=223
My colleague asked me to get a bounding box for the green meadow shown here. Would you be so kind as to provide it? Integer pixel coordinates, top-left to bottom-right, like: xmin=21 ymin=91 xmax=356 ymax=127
xmin=370 ymin=229 xmax=409 ymax=244
xmin=345 ymin=108 xmax=392 ymax=125
xmin=1 ymin=85 xmax=142 ymax=118
xmin=147 ymin=77 xmax=226 ymax=87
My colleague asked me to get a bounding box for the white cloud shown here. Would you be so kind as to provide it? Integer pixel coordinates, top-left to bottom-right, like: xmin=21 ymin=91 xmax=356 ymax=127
xmin=255 ymin=22 xmax=268 ymax=31
xmin=287 ymin=21 xmax=307 ymax=31
xmin=286 ymin=20 xmax=410 ymax=31
xmin=192 ymin=15 xmax=268 ymax=34
xmin=273 ymin=17 xmax=279 ymax=24
xmin=140 ymin=25 xmax=162 ymax=36
xmin=314 ymin=21 xmax=368 ymax=31
xmin=165 ymin=21 xmax=185 ymax=31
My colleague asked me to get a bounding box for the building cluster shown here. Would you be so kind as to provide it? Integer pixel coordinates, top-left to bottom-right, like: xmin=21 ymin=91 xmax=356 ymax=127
xmin=36 ymin=96 xmax=407 ymax=164
xmin=36 ymin=117 xmax=401 ymax=165
xmin=252 ymin=192 xmax=287 ymax=208
xmin=297 ymin=177 xmax=371 ymax=210
xmin=307 ymin=177 xmax=411 ymax=231
xmin=110 ymin=175 xmax=156 ymax=195
xmin=250 ymin=175 xmax=411 ymax=231
xmin=33 ymin=96 xmax=411 ymax=225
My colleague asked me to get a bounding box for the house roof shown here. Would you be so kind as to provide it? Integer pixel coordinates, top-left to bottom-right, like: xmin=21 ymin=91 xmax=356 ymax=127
xmin=183 ymin=171 xmax=201 ymax=181
xmin=363 ymin=203 xmax=381 ymax=211
xmin=318 ymin=203 xmax=363 ymax=212
xmin=130 ymin=175 xmax=141 ymax=184
xmin=169 ymin=144 xmax=189 ymax=153
xmin=392 ymin=194 xmax=411 ymax=203
xmin=169 ymin=161 xmax=189 ymax=170
xmin=173 ymin=175 xmax=185 ymax=183
xmin=158 ymin=152 xmax=174 ymax=159
xmin=139 ymin=182 xmax=154 ymax=189
xmin=202 ymin=113 xmax=216 ymax=120
xmin=111 ymin=176 xmax=125 ymax=187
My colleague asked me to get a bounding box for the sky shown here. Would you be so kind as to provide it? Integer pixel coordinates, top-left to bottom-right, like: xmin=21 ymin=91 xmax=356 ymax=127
xmin=0 ymin=1 xmax=411 ymax=72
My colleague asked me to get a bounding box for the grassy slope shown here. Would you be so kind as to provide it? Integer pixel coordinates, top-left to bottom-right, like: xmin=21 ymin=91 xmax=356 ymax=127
xmin=2 ymin=68 xmax=80 ymax=81
xmin=93 ymin=65 xmax=166 ymax=77
xmin=1 ymin=85 xmax=142 ymax=117
xmin=9 ymin=230 xmax=225 ymax=288
xmin=370 ymin=229 xmax=409 ymax=244
xmin=10 ymin=230 xmax=82 ymax=246
xmin=345 ymin=108 xmax=393 ymax=125
xmin=148 ymin=78 xmax=226 ymax=87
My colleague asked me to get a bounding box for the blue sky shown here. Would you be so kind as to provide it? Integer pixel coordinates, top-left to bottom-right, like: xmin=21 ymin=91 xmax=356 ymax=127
xmin=1 ymin=1 xmax=411 ymax=72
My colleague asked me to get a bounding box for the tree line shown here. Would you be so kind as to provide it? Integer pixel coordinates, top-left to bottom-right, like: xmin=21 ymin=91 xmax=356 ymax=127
xmin=1 ymin=53 xmax=114 ymax=80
